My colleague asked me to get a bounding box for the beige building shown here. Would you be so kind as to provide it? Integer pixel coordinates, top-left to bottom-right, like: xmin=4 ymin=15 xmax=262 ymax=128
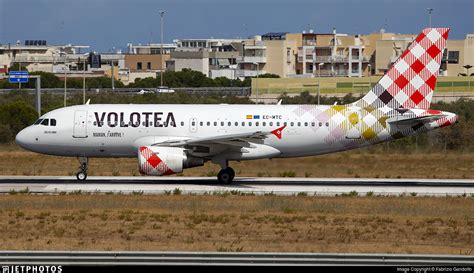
xmin=0 ymin=41 xmax=90 ymax=74
xmin=171 ymin=39 xmax=241 ymax=79
xmin=121 ymin=43 xmax=175 ymax=84
xmin=124 ymin=54 xmax=170 ymax=71
xmin=442 ymin=35 xmax=474 ymax=76
xmin=237 ymin=32 xmax=300 ymax=78
xmin=296 ymin=30 xmax=369 ymax=77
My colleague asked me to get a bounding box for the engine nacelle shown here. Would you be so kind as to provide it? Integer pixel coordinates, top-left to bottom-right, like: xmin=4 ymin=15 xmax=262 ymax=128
xmin=138 ymin=146 xmax=203 ymax=176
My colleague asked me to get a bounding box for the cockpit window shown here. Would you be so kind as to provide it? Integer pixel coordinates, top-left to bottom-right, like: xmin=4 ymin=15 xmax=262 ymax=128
xmin=34 ymin=119 xmax=43 ymax=125
xmin=50 ymin=119 xmax=56 ymax=126
xmin=41 ymin=119 xmax=49 ymax=126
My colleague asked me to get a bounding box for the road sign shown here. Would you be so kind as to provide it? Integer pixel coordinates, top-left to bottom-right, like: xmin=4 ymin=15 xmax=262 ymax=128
xmin=9 ymin=71 xmax=29 ymax=84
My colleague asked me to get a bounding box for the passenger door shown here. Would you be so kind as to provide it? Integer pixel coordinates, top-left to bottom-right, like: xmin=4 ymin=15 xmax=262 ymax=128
xmin=73 ymin=110 xmax=88 ymax=138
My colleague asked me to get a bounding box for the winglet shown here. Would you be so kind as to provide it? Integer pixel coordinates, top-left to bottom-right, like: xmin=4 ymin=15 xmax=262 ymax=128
xmin=271 ymin=125 xmax=287 ymax=139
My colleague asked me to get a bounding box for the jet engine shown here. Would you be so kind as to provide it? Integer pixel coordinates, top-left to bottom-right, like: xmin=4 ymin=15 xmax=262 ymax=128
xmin=138 ymin=146 xmax=204 ymax=176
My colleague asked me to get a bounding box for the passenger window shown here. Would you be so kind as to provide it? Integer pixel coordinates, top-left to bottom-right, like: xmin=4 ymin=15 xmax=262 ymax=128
xmin=214 ymin=122 xmax=217 ymax=126
xmin=241 ymin=122 xmax=245 ymax=126
xmin=50 ymin=119 xmax=56 ymax=126
xmin=290 ymin=122 xmax=294 ymax=127
xmin=256 ymin=122 xmax=259 ymax=126
xmin=304 ymin=122 xmax=308 ymax=127
xmin=199 ymin=121 xmax=203 ymax=126
xmin=221 ymin=122 xmax=224 ymax=126
xmin=270 ymin=122 xmax=273 ymax=126
xmin=249 ymin=122 xmax=252 ymax=126
xmin=283 ymin=122 xmax=286 ymax=126
xmin=192 ymin=121 xmax=195 ymax=126
xmin=228 ymin=122 xmax=231 ymax=126
xmin=207 ymin=122 xmax=210 ymax=126
xmin=319 ymin=122 xmax=323 ymax=127
xmin=34 ymin=119 xmax=43 ymax=125
xmin=235 ymin=122 xmax=238 ymax=126
xmin=41 ymin=119 xmax=49 ymax=126
xmin=311 ymin=122 xmax=315 ymax=127
xmin=262 ymin=122 xmax=266 ymax=126
xmin=297 ymin=122 xmax=301 ymax=127
xmin=326 ymin=122 xmax=329 ymax=127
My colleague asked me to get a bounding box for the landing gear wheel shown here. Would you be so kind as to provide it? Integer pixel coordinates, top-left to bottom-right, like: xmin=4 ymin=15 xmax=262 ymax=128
xmin=227 ymin=167 xmax=235 ymax=181
xmin=76 ymin=157 xmax=89 ymax=181
xmin=76 ymin=171 xmax=87 ymax=181
xmin=217 ymin=168 xmax=234 ymax=184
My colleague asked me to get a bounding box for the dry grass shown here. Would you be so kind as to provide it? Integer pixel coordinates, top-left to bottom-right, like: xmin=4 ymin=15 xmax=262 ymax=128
xmin=0 ymin=194 xmax=472 ymax=254
xmin=1 ymin=144 xmax=474 ymax=178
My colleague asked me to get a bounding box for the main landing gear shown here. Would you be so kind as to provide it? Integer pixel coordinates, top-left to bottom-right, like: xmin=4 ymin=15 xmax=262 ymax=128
xmin=213 ymin=157 xmax=235 ymax=184
xmin=217 ymin=167 xmax=235 ymax=184
xmin=76 ymin=157 xmax=88 ymax=181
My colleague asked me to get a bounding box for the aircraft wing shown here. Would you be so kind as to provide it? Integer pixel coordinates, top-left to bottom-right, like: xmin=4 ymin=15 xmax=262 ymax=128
xmin=151 ymin=125 xmax=286 ymax=149
xmin=388 ymin=114 xmax=446 ymax=127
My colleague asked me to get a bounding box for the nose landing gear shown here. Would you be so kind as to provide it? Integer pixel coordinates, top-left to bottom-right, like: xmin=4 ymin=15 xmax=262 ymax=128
xmin=76 ymin=157 xmax=88 ymax=181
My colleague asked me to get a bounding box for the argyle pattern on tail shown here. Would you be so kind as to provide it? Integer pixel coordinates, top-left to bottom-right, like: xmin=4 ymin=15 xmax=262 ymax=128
xmin=354 ymin=28 xmax=449 ymax=109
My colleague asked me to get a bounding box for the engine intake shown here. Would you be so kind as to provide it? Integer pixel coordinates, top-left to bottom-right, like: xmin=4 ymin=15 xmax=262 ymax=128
xmin=138 ymin=146 xmax=204 ymax=176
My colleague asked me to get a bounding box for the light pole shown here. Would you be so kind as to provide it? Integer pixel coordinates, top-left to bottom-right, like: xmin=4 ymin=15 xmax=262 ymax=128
xmin=317 ymin=63 xmax=323 ymax=105
xmin=83 ymin=53 xmax=89 ymax=104
xmin=159 ymin=10 xmax=165 ymax=87
xmin=59 ymin=52 xmax=67 ymax=107
xmin=427 ymin=8 xmax=434 ymax=28
xmin=253 ymin=62 xmax=259 ymax=104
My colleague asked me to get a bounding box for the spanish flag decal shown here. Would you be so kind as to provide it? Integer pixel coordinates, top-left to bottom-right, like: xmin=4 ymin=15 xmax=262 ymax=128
xmin=246 ymin=115 xmax=253 ymax=119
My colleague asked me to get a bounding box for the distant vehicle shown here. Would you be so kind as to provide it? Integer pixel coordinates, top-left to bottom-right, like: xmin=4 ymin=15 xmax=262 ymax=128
xmin=156 ymin=86 xmax=175 ymax=93
xmin=136 ymin=89 xmax=154 ymax=95
xmin=15 ymin=28 xmax=457 ymax=184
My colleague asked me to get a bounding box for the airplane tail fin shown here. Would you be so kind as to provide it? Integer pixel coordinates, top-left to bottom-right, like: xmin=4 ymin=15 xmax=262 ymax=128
xmin=353 ymin=28 xmax=449 ymax=109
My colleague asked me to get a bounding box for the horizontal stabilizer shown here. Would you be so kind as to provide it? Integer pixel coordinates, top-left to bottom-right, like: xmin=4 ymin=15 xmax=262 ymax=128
xmin=388 ymin=114 xmax=446 ymax=127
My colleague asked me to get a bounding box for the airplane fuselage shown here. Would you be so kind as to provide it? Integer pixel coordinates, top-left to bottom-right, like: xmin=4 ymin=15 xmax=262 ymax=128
xmin=16 ymin=103 xmax=457 ymax=160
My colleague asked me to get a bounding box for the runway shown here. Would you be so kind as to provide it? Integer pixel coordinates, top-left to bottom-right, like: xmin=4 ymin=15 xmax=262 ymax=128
xmin=1 ymin=176 xmax=473 ymax=196
xmin=1 ymin=251 xmax=473 ymax=266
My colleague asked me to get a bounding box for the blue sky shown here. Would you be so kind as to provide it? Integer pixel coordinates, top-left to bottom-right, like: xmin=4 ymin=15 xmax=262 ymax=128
xmin=1 ymin=0 xmax=473 ymax=52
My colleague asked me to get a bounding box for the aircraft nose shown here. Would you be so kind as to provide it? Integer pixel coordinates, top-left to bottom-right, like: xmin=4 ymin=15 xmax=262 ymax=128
xmin=15 ymin=128 xmax=32 ymax=150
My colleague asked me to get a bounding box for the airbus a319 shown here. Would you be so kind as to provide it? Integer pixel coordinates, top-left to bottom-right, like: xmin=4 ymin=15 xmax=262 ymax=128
xmin=16 ymin=28 xmax=457 ymax=183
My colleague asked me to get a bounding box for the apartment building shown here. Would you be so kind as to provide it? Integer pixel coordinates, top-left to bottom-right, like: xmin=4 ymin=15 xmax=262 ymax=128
xmin=237 ymin=37 xmax=267 ymax=78
xmin=442 ymin=34 xmax=474 ymax=76
xmin=296 ymin=30 xmax=368 ymax=77
xmin=121 ymin=43 xmax=175 ymax=83
xmin=171 ymin=39 xmax=241 ymax=79
xmin=0 ymin=41 xmax=90 ymax=74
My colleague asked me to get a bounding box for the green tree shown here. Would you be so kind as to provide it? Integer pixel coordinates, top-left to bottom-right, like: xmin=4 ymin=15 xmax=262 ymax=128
xmin=0 ymin=101 xmax=38 ymax=142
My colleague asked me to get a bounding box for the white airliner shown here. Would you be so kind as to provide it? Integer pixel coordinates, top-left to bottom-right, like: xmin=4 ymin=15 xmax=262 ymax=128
xmin=16 ymin=28 xmax=458 ymax=183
